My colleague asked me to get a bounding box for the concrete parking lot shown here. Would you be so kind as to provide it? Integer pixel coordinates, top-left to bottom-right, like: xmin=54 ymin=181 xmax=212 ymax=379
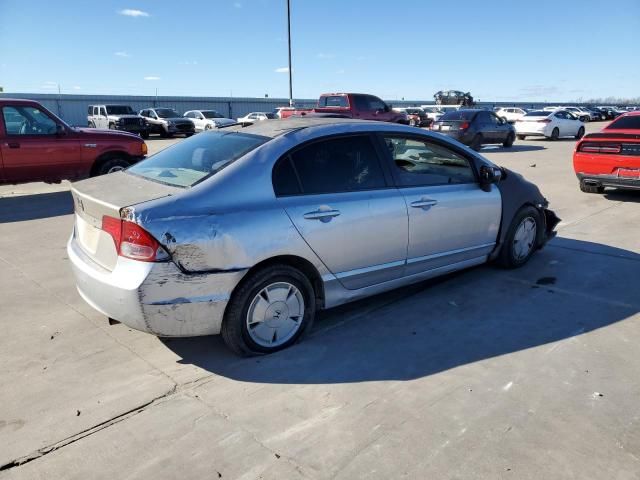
xmin=1 ymin=124 xmax=639 ymax=479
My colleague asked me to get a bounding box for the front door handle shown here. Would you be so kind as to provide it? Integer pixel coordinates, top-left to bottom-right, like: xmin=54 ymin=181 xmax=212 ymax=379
xmin=410 ymin=198 xmax=438 ymax=210
xmin=303 ymin=208 xmax=341 ymax=222
xmin=5 ymin=142 xmax=20 ymax=149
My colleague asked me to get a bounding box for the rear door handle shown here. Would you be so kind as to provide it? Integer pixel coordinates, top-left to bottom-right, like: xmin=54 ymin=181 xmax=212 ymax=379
xmin=303 ymin=209 xmax=341 ymax=222
xmin=5 ymin=142 xmax=20 ymax=149
xmin=410 ymin=198 xmax=438 ymax=210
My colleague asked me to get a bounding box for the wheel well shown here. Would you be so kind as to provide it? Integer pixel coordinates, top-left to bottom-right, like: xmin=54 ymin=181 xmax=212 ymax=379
xmin=90 ymin=151 xmax=132 ymax=176
xmin=241 ymin=255 xmax=325 ymax=308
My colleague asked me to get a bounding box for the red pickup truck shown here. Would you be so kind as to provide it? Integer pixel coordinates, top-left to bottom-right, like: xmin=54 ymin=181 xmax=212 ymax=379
xmin=0 ymin=98 xmax=147 ymax=184
xmin=279 ymin=93 xmax=407 ymax=123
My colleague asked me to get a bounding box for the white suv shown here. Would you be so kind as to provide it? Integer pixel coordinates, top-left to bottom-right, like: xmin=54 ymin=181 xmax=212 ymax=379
xmin=495 ymin=107 xmax=527 ymax=123
xmin=87 ymin=105 xmax=149 ymax=138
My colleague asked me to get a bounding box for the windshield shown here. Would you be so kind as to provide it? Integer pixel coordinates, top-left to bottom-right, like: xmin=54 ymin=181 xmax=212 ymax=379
xmin=106 ymin=105 xmax=134 ymax=115
xmin=127 ymin=131 xmax=268 ymax=187
xmin=202 ymin=111 xmax=224 ymax=119
xmin=156 ymin=108 xmax=180 ymax=118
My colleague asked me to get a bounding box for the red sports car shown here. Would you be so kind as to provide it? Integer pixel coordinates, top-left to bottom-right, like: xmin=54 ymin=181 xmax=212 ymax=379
xmin=573 ymin=111 xmax=640 ymax=193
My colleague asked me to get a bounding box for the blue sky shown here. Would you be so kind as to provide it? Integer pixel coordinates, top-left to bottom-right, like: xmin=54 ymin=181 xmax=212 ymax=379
xmin=1 ymin=0 xmax=638 ymax=101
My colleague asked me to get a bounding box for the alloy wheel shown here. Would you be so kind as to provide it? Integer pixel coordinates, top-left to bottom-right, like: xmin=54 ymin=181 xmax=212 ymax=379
xmin=512 ymin=217 xmax=537 ymax=261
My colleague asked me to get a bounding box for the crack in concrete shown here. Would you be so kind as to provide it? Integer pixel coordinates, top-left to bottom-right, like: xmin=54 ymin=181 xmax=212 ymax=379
xmin=0 ymin=385 xmax=177 ymax=472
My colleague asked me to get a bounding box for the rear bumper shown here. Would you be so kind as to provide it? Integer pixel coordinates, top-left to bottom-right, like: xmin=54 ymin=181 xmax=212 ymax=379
xmin=577 ymin=173 xmax=640 ymax=190
xmin=67 ymin=236 xmax=247 ymax=336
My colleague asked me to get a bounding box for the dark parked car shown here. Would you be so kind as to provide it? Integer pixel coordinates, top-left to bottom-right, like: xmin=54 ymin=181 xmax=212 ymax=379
xmin=431 ymin=109 xmax=516 ymax=150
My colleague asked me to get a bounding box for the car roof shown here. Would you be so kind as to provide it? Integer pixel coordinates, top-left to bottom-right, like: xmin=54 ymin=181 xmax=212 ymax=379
xmin=0 ymin=98 xmax=44 ymax=105
xmin=229 ymin=117 xmax=412 ymax=138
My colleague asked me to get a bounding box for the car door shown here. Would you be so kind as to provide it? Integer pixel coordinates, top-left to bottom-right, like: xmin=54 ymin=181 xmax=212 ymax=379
xmin=274 ymin=134 xmax=408 ymax=290
xmin=555 ymin=111 xmax=571 ymax=136
xmin=378 ymin=134 xmax=501 ymax=275
xmin=474 ymin=111 xmax=496 ymax=142
xmin=0 ymin=104 xmax=81 ymax=183
xmin=492 ymin=112 xmax=510 ymax=142
xmin=96 ymin=106 xmax=108 ymax=129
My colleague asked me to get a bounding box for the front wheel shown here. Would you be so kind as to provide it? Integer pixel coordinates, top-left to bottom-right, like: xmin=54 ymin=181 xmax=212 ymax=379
xmin=517 ymin=134 xmax=526 ymax=141
xmin=95 ymin=158 xmax=130 ymax=176
xmin=550 ymin=127 xmax=560 ymax=140
xmin=503 ymin=132 xmax=515 ymax=148
xmin=496 ymin=206 xmax=543 ymax=268
xmin=575 ymin=126 xmax=585 ymax=139
xmin=221 ymin=265 xmax=316 ymax=356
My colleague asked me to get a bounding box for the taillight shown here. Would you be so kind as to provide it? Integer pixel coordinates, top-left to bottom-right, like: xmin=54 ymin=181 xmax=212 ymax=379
xmin=459 ymin=122 xmax=470 ymax=130
xmin=101 ymin=216 xmax=167 ymax=262
xmin=537 ymin=119 xmax=552 ymax=123
xmin=579 ymin=143 xmax=622 ymax=154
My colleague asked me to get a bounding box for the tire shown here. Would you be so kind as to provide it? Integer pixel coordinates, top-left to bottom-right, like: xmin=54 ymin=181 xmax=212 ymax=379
xmin=95 ymin=157 xmax=130 ymax=176
xmin=503 ymin=132 xmax=515 ymax=148
xmin=141 ymin=131 xmax=149 ymax=139
xmin=88 ymin=122 xmax=96 ymax=128
xmin=221 ymin=265 xmax=316 ymax=356
xmin=496 ymin=206 xmax=543 ymax=269
xmin=470 ymin=134 xmax=483 ymax=151
xmin=108 ymin=123 xmax=116 ymax=130
xmin=550 ymin=127 xmax=559 ymax=140
xmin=185 ymin=133 xmax=194 ymax=137
xmin=575 ymin=126 xmax=585 ymax=139
xmin=579 ymin=180 xmax=604 ymax=194
xmin=205 ymin=124 xmax=213 ymax=130
xmin=517 ymin=134 xmax=526 ymax=141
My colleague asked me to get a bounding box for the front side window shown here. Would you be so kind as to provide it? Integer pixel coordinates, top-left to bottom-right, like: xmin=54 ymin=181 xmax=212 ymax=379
xmin=368 ymin=96 xmax=386 ymax=111
xmin=128 ymin=131 xmax=268 ymax=187
xmin=155 ymin=108 xmax=179 ymax=118
xmin=99 ymin=107 xmax=107 ymax=116
xmin=2 ymin=106 xmax=58 ymax=135
xmin=106 ymin=105 xmax=134 ymax=115
xmin=382 ymin=136 xmax=476 ymax=187
xmin=202 ymin=111 xmax=224 ymax=119
xmin=281 ymin=135 xmax=386 ymax=195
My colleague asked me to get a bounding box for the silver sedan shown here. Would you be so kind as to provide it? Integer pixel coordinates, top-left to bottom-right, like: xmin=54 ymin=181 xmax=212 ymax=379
xmin=68 ymin=118 xmax=559 ymax=355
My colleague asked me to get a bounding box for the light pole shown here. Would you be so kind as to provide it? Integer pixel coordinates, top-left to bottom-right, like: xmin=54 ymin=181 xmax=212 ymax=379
xmin=287 ymin=0 xmax=293 ymax=106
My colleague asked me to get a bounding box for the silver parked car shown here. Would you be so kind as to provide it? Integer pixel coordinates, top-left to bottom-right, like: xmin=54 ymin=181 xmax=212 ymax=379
xmin=68 ymin=118 xmax=559 ymax=355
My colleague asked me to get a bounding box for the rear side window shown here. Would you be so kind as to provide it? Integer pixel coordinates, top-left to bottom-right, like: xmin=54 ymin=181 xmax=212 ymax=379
xmin=319 ymin=95 xmax=349 ymax=108
xmin=272 ymin=157 xmax=301 ymax=196
xmin=128 ymin=131 xmax=268 ymax=187
xmin=606 ymin=116 xmax=640 ymax=130
xmin=279 ymin=135 xmax=386 ymax=195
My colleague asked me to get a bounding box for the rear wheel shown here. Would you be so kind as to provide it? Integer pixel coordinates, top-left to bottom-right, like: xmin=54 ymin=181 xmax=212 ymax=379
xmin=95 ymin=157 xmax=130 ymax=176
xmin=470 ymin=134 xmax=483 ymax=151
xmin=579 ymin=180 xmax=604 ymax=194
xmin=108 ymin=123 xmax=116 ymax=130
xmin=141 ymin=131 xmax=149 ymax=139
xmin=222 ymin=265 xmax=316 ymax=356
xmin=550 ymin=127 xmax=559 ymax=140
xmin=496 ymin=206 xmax=543 ymax=268
xmin=575 ymin=126 xmax=585 ymax=139
xmin=503 ymin=132 xmax=515 ymax=148
xmin=517 ymin=134 xmax=526 ymax=140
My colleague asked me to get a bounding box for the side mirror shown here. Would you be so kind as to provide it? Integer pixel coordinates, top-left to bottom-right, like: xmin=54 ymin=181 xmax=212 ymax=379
xmin=55 ymin=124 xmax=66 ymax=136
xmin=479 ymin=165 xmax=502 ymax=191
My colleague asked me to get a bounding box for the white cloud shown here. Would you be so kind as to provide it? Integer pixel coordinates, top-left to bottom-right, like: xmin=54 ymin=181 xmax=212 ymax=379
xmin=73 ymin=86 xmax=81 ymax=90
xmin=317 ymin=53 xmax=335 ymax=59
xmin=274 ymin=67 xmax=290 ymax=73
xmin=233 ymin=2 xmax=242 ymax=8
xmin=144 ymin=76 xmax=161 ymax=81
xmin=114 ymin=51 xmax=131 ymax=57
xmin=118 ymin=9 xmax=149 ymax=17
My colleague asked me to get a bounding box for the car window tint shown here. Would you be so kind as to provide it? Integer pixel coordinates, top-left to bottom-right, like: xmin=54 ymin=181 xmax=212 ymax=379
xmin=368 ymin=96 xmax=386 ymax=111
xmin=2 ymin=106 xmax=57 ymax=135
xmin=353 ymin=95 xmax=369 ymax=111
xmin=272 ymin=157 xmax=301 ymax=196
xmin=606 ymin=116 xmax=640 ymax=129
xmin=440 ymin=111 xmax=476 ymax=121
xmin=290 ymin=136 xmax=385 ymax=194
xmin=320 ymin=95 xmax=348 ymax=108
xmin=383 ymin=136 xmax=476 ymax=186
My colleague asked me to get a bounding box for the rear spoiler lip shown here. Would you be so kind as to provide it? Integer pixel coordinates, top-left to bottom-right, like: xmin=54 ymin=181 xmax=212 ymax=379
xmin=583 ymin=132 xmax=640 ymax=141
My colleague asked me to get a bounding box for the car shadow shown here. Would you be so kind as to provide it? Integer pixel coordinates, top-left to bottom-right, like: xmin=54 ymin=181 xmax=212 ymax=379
xmin=0 ymin=191 xmax=73 ymax=223
xmin=481 ymin=145 xmax=545 ymax=153
xmin=603 ymin=189 xmax=640 ymax=203
xmin=161 ymin=238 xmax=639 ymax=385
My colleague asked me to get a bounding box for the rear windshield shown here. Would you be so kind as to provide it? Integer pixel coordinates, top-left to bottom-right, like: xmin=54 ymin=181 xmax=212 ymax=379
xmin=439 ymin=111 xmax=477 ymax=121
xmin=106 ymin=105 xmax=134 ymax=115
xmin=127 ymin=131 xmax=268 ymax=187
xmin=319 ymin=95 xmax=349 ymax=108
xmin=606 ymin=116 xmax=640 ymax=130
xmin=524 ymin=111 xmax=550 ymax=117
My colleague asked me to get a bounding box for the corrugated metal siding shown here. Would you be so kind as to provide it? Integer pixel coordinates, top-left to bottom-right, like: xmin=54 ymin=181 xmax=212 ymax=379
xmin=0 ymin=92 xmax=572 ymax=127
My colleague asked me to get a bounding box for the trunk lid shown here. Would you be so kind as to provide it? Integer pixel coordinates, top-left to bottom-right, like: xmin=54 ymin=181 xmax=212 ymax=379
xmin=71 ymin=171 xmax=179 ymax=271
